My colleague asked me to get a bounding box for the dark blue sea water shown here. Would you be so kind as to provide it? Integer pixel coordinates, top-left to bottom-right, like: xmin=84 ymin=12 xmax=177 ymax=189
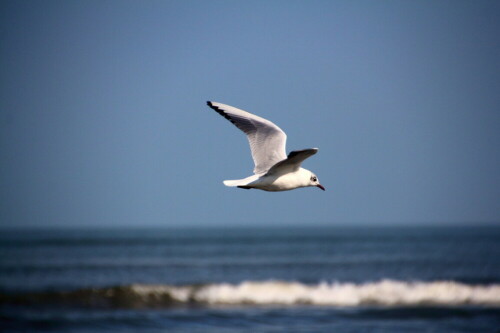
xmin=1 ymin=226 xmax=499 ymax=332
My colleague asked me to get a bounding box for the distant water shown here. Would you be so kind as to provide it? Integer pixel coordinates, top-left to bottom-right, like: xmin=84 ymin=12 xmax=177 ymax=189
xmin=1 ymin=226 xmax=499 ymax=332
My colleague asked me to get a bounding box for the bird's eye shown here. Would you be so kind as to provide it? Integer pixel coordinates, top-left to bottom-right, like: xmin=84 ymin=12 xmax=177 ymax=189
xmin=312 ymin=176 xmax=317 ymax=182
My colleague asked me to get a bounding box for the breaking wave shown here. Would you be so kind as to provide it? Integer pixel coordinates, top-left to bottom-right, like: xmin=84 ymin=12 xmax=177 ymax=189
xmin=3 ymin=280 xmax=500 ymax=308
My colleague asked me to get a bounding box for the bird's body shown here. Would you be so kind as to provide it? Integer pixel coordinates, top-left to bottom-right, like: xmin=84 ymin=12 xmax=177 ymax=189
xmin=206 ymin=101 xmax=325 ymax=192
xmin=237 ymin=168 xmax=314 ymax=192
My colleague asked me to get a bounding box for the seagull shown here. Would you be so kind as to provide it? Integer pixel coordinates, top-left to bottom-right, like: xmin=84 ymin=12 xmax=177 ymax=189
xmin=207 ymin=101 xmax=325 ymax=192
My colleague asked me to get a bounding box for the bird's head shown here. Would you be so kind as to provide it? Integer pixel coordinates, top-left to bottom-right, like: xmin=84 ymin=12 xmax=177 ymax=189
xmin=310 ymin=173 xmax=325 ymax=191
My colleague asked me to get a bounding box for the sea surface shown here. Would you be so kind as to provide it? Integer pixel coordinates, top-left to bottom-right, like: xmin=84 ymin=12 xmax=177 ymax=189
xmin=1 ymin=226 xmax=499 ymax=332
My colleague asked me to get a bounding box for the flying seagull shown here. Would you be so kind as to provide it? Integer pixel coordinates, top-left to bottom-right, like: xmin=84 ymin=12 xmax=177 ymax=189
xmin=207 ymin=101 xmax=325 ymax=192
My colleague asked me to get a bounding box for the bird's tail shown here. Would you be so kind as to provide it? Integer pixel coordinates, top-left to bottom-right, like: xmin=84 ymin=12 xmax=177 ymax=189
xmin=223 ymin=175 xmax=259 ymax=188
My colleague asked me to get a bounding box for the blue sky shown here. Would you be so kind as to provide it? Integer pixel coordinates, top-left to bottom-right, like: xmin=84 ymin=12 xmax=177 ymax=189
xmin=1 ymin=0 xmax=499 ymax=228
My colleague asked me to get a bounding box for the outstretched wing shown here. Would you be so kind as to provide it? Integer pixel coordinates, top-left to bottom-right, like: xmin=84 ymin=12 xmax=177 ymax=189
xmin=207 ymin=101 xmax=287 ymax=175
xmin=265 ymin=148 xmax=318 ymax=175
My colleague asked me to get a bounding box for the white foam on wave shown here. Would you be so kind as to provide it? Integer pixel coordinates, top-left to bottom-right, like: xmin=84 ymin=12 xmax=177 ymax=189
xmin=129 ymin=280 xmax=500 ymax=307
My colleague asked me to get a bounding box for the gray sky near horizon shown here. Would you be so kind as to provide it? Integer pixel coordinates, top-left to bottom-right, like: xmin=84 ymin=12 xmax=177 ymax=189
xmin=1 ymin=0 xmax=499 ymax=228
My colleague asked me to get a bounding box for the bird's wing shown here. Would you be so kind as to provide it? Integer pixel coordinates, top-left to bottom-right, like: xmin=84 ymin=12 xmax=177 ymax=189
xmin=265 ymin=148 xmax=318 ymax=175
xmin=207 ymin=101 xmax=287 ymax=175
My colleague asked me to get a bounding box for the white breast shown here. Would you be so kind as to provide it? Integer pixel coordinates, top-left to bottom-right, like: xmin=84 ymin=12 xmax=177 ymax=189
xmin=253 ymin=168 xmax=311 ymax=192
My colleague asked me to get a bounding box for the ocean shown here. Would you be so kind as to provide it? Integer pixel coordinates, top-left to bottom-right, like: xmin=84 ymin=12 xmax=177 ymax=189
xmin=1 ymin=226 xmax=499 ymax=332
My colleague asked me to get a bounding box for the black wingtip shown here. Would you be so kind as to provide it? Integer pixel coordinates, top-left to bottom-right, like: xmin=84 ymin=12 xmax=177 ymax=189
xmin=206 ymin=101 xmax=236 ymax=125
